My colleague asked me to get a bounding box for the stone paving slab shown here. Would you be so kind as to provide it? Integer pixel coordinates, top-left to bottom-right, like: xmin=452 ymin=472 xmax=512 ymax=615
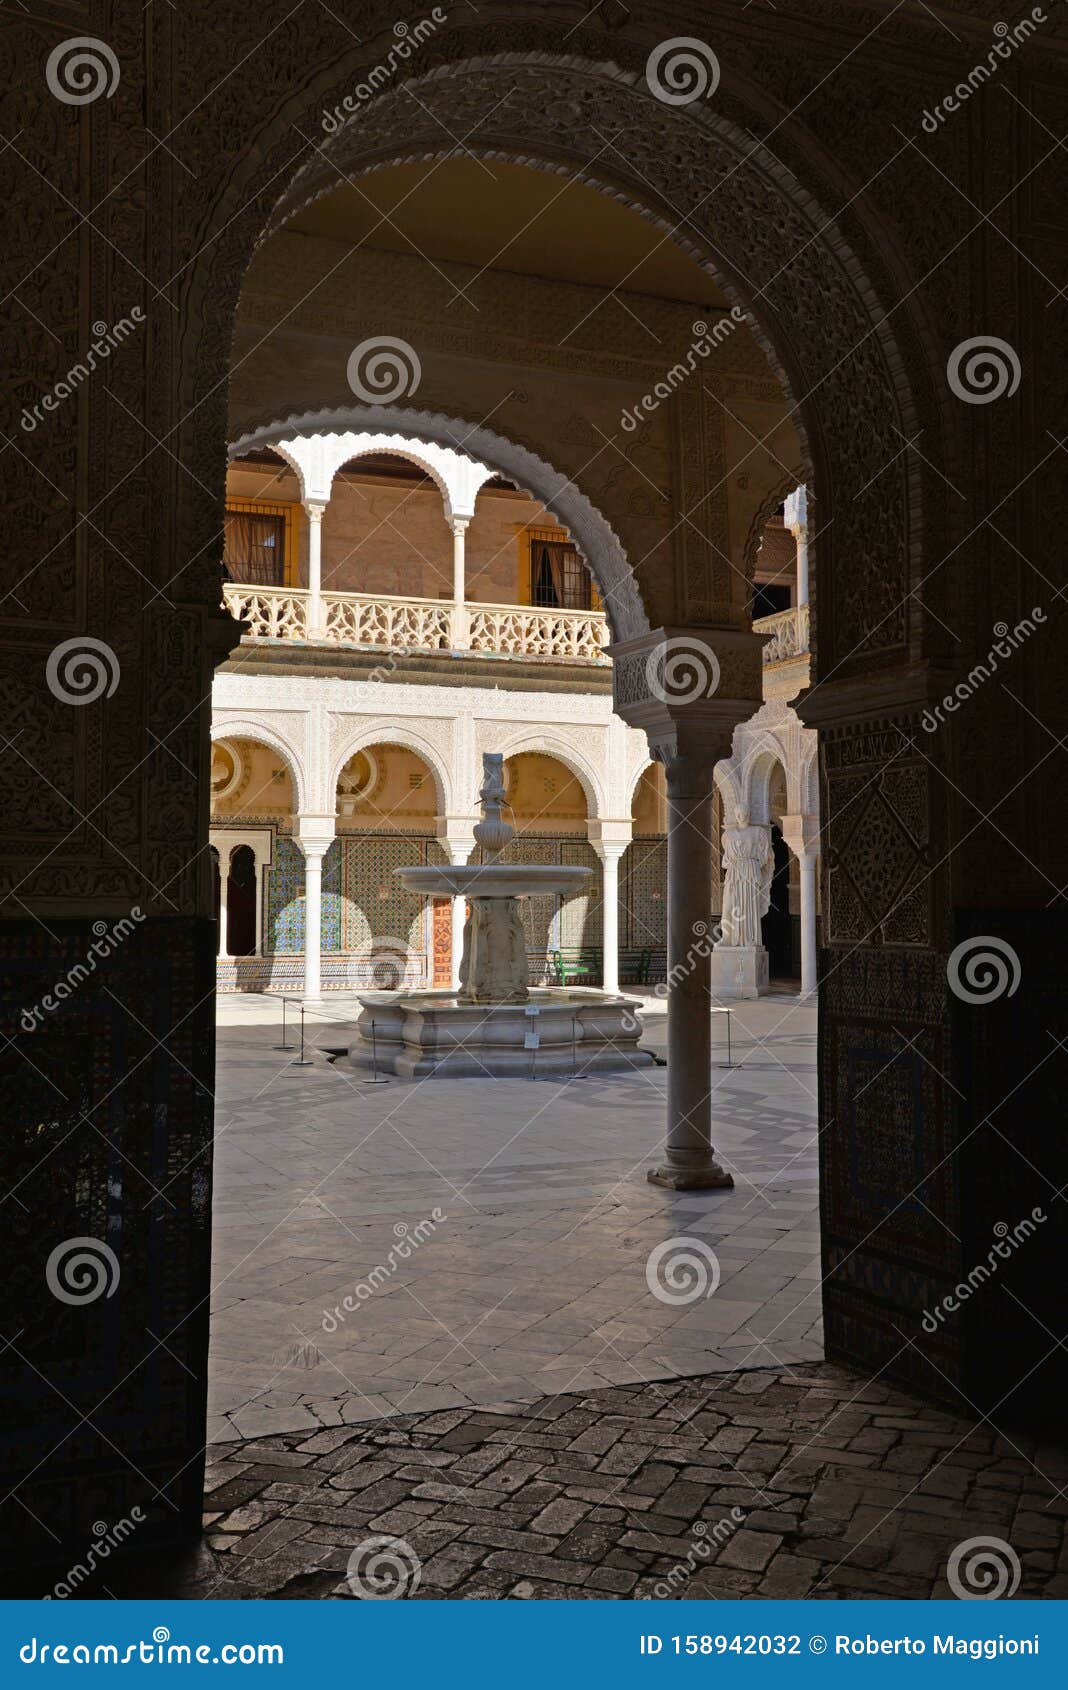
xmin=101 ymin=1365 xmax=1068 ymax=1600
xmin=209 ymin=994 xmax=821 ymax=1441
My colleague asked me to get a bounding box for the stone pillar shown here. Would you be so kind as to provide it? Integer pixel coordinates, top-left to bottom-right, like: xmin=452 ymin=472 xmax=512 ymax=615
xmin=780 ymin=813 xmax=819 ymax=998
xmin=305 ymin=499 xmax=327 ymax=636
xmin=217 ymin=850 xmax=230 ymax=959
xmin=784 ymin=485 xmax=809 ymax=612
xmin=710 ymin=822 xmax=773 ymax=998
xmin=650 ymin=751 xmax=734 ymax=1189
xmin=451 ymin=517 xmax=469 ymax=648
xmin=297 ymin=819 xmax=335 ymax=1000
xmin=589 ymin=821 xmax=632 ymax=996
xmin=443 ymin=833 xmax=475 ymax=992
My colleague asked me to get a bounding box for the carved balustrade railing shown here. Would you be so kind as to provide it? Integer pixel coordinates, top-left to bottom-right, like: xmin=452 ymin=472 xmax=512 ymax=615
xmin=466 ymin=602 xmax=610 ymax=662
xmin=754 ymin=602 xmax=810 ymax=664
xmin=224 ymin=583 xmax=611 ymax=663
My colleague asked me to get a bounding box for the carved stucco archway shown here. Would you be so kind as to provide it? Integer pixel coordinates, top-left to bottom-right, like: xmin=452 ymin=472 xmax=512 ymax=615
xmin=179 ymin=47 xmax=943 ymax=669
xmin=329 ymin=725 xmax=453 ymax=819
xmin=209 ymin=719 xmax=308 ymax=815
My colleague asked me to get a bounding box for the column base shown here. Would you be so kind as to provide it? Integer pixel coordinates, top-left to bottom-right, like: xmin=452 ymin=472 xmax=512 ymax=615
xmin=647 ymin=1162 xmax=735 ymax=1191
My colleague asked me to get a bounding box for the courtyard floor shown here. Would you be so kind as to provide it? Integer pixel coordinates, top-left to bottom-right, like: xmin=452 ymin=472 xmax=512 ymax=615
xmin=209 ymin=990 xmax=821 ymax=1443
xmin=112 ymin=1365 xmax=1068 ymax=1599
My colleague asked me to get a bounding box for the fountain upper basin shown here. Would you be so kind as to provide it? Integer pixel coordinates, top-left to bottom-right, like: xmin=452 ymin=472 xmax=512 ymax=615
xmin=395 ymin=864 xmax=593 ymax=898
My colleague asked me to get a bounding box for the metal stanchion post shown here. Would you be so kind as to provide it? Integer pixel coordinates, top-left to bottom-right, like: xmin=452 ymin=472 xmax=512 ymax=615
xmin=570 ymin=1013 xmax=587 ymax=1082
xmin=274 ymin=996 xmax=291 ymax=1051
xmin=284 ymin=1001 xmax=315 ymax=1071
xmin=359 ymin=1016 xmax=389 ymax=1084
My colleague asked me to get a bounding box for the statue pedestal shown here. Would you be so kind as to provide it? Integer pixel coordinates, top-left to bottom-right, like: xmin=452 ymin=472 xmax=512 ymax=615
xmin=460 ymin=895 xmax=528 ymax=1004
xmin=710 ymin=944 xmax=769 ymax=999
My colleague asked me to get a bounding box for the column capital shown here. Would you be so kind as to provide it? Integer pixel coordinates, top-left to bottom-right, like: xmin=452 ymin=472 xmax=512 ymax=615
xmin=783 ymin=484 xmax=808 ymax=536
xmin=609 ymin=627 xmax=765 ymax=770
xmin=296 ymin=815 xmax=335 ymax=857
xmin=438 ymin=817 xmax=477 ymax=865
xmin=303 ymin=498 xmax=327 ymax=523
xmin=779 ymin=812 xmax=820 ymax=858
xmin=587 ymin=819 xmax=633 ymax=860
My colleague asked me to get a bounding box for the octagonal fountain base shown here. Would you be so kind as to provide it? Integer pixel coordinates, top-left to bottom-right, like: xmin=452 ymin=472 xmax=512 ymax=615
xmin=348 ymin=987 xmax=656 ymax=1078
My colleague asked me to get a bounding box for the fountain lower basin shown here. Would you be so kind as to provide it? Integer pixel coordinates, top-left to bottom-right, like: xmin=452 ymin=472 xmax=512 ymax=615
xmin=348 ymin=986 xmax=655 ymax=1078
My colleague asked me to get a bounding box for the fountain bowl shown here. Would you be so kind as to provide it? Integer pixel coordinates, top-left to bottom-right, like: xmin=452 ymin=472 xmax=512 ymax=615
xmin=348 ymin=986 xmax=656 ymax=1078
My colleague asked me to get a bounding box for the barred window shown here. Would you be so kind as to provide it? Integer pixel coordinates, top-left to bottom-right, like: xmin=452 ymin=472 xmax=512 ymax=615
xmin=223 ymin=509 xmax=286 ymax=585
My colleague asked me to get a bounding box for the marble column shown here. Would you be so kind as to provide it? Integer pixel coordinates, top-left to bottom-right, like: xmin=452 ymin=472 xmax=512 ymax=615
xmin=780 ymin=813 xmax=819 ymax=999
xmin=217 ymin=848 xmax=230 ymax=959
xmin=305 ymin=499 xmax=327 ymax=636
xmin=297 ymin=819 xmax=334 ymax=1000
xmin=451 ymin=517 xmax=469 ymax=649
xmin=649 ymin=752 xmax=733 ymax=1190
xmin=589 ymin=824 xmax=632 ymax=997
xmin=444 ymin=835 xmax=474 ymax=992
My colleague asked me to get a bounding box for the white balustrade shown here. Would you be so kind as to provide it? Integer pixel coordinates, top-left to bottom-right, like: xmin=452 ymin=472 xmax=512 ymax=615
xmin=754 ymin=602 xmax=810 ymax=664
xmin=467 ymin=603 xmax=609 ymax=662
xmin=224 ymin=582 xmax=611 ymax=664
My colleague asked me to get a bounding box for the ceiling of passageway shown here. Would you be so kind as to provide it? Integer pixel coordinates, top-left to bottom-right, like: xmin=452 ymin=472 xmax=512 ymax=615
xmin=286 ymin=158 xmax=728 ymax=307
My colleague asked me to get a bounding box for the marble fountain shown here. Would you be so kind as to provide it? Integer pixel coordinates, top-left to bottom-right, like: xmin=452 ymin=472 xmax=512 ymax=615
xmin=348 ymin=753 xmax=654 ymax=1077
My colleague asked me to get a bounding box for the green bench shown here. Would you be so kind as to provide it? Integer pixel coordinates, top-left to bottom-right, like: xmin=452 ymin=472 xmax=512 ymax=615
xmin=549 ymin=948 xmax=602 ymax=986
xmin=547 ymin=948 xmax=654 ymax=988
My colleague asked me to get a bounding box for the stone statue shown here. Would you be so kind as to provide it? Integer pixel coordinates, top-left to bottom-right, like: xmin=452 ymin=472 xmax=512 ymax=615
xmin=719 ymin=824 xmax=774 ymax=948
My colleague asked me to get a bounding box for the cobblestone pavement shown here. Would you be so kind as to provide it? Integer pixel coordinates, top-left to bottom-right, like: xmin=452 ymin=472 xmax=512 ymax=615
xmin=107 ymin=1365 xmax=1068 ymax=1600
xmin=209 ymin=993 xmax=820 ymax=1441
